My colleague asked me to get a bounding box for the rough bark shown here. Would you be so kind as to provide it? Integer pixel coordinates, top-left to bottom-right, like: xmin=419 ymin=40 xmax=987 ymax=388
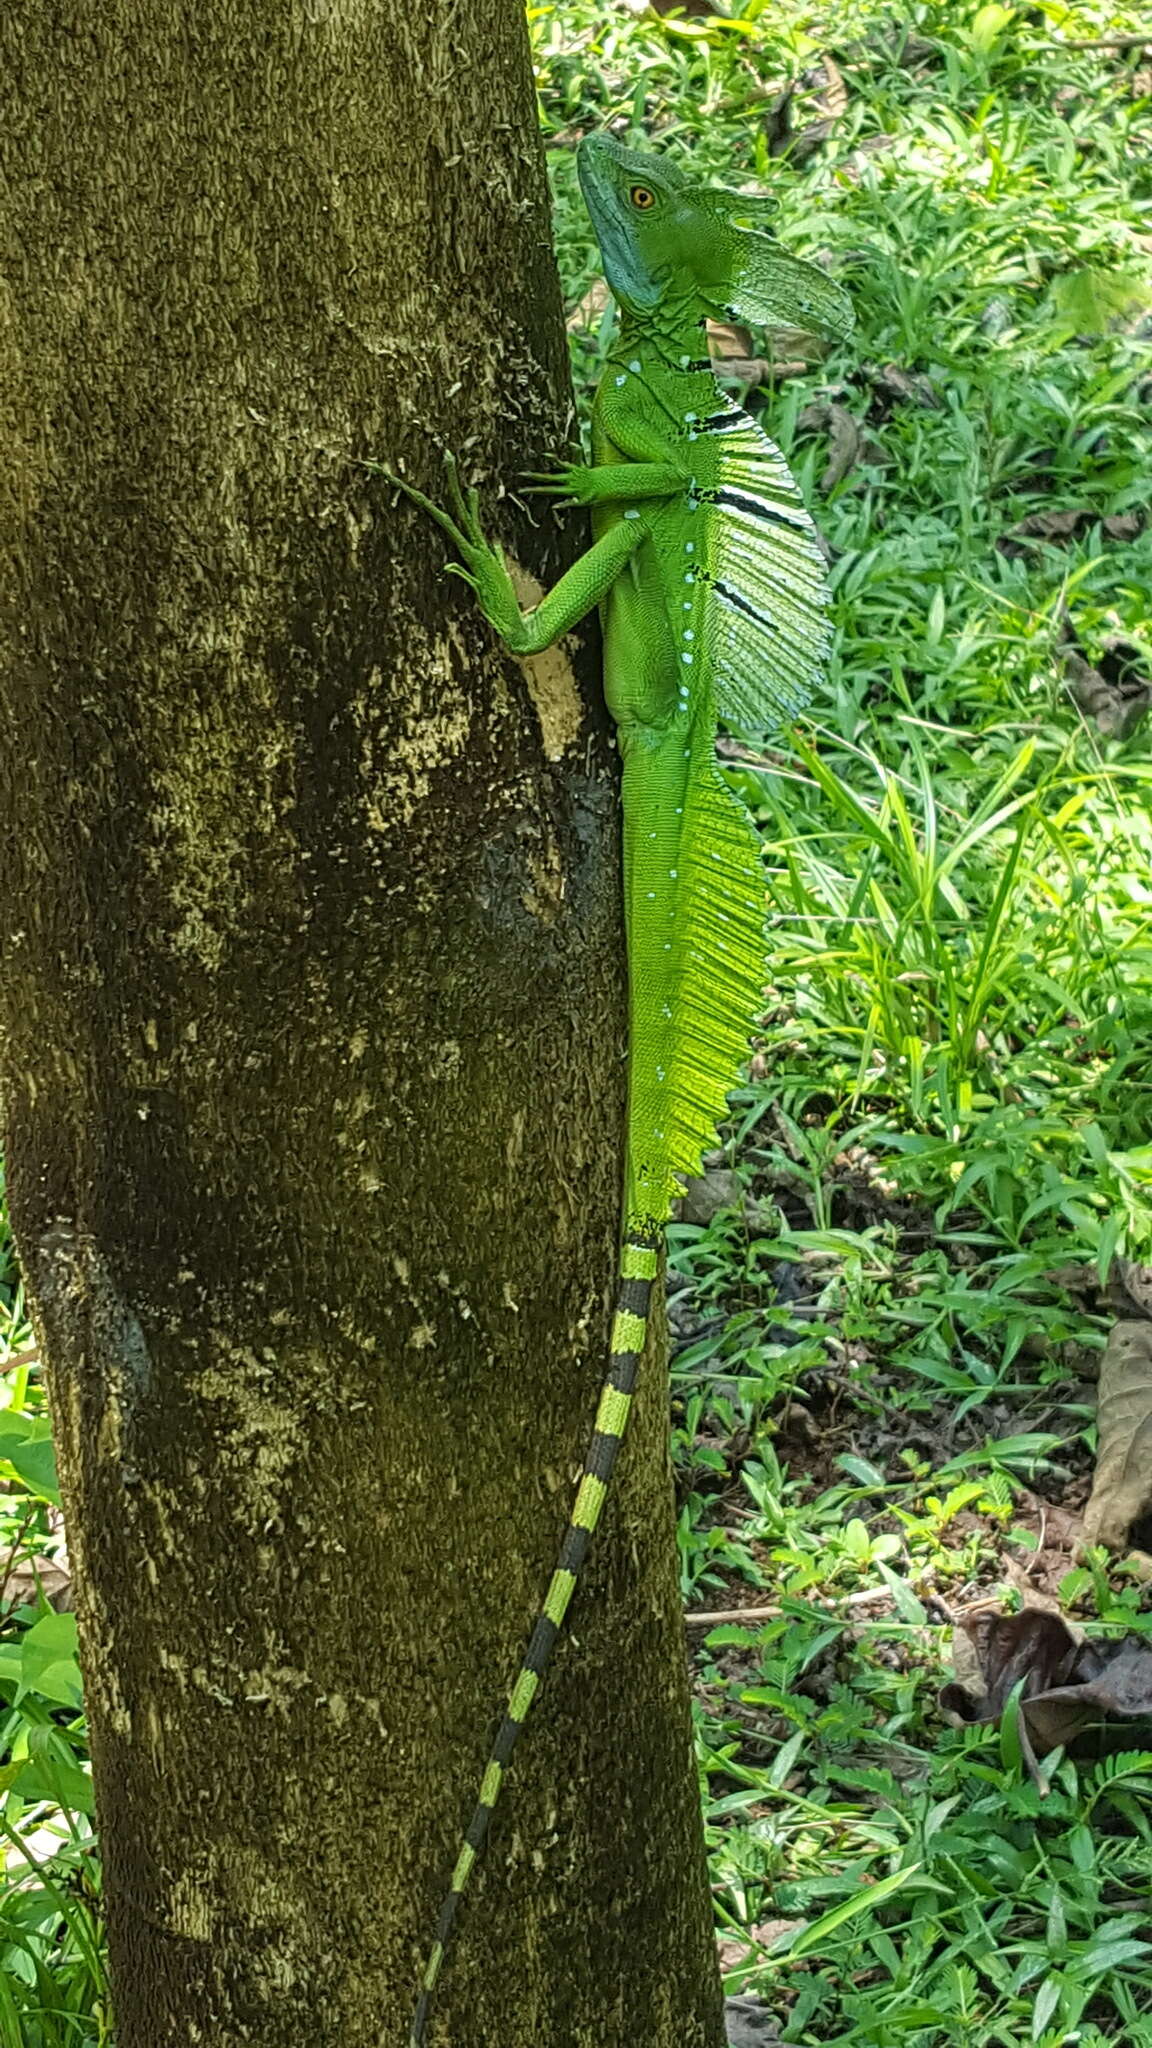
xmin=0 ymin=3 xmax=724 ymax=2046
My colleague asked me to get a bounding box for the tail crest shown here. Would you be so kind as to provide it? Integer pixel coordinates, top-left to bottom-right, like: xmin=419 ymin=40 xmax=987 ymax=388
xmin=408 ymin=1231 xmax=659 ymax=2046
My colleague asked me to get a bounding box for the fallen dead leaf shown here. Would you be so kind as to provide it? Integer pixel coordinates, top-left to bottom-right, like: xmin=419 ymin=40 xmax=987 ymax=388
xmin=797 ymin=401 xmax=864 ymax=491
xmin=943 ymin=1604 xmax=1152 ymax=1778
xmin=712 ymin=357 xmax=811 ymax=386
xmin=0 ymin=1548 xmax=73 ymax=1614
xmin=1084 ymin=1320 xmax=1152 ymax=1551
xmin=1058 ymin=618 xmax=1151 ymax=739
xmin=1003 ymin=506 xmax=1146 ymax=550
xmin=678 ymin=1167 xmax=744 ymax=1226
xmin=707 ymin=317 xmax=756 ymax=360
xmin=865 ymin=361 xmax=941 ymax=410
xmin=1026 ymin=1634 xmax=1152 ymax=1755
xmin=765 ymin=54 xmax=850 ymax=164
xmin=724 ymin=1994 xmax=784 ymax=2045
xmin=1114 ymin=1257 xmax=1152 ymax=1318
xmin=565 ymin=279 xmax=612 ymax=333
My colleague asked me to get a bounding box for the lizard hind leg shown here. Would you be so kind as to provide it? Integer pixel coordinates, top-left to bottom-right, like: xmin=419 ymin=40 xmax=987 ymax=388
xmin=407 ymin=1231 xmax=660 ymax=2046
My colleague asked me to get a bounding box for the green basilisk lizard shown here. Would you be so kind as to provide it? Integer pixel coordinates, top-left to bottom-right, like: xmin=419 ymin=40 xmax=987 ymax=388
xmin=384 ymin=133 xmax=853 ymax=2046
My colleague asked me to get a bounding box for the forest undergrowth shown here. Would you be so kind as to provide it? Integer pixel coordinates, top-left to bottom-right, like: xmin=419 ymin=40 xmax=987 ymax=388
xmin=2 ymin=3 xmax=1152 ymax=2044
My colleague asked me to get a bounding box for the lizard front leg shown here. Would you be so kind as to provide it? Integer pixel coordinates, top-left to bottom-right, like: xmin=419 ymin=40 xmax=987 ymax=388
xmin=371 ymin=453 xmax=657 ymax=655
xmin=523 ymin=461 xmax=684 ymax=507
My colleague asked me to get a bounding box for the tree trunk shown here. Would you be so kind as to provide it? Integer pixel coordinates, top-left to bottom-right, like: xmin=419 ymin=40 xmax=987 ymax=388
xmin=0 ymin=4 xmax=724 ymax=2047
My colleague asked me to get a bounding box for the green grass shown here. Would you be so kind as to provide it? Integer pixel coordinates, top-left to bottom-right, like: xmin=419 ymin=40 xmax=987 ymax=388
xmin=4 ymin=0 xmax=1152 ymax=2039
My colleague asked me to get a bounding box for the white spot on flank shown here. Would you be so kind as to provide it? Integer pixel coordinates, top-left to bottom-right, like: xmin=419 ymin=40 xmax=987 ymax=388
xmin=624 ymin=508 xmax=640 ymax=520
xmin=683 ymin=629 xmax=694 ymax=640
xmin=679 ymin=355 xmax=691 ymax=367
xmin=669 ymin=868 xmax=677 ymax=878
xmin=629 ymin=359 xmax=641 ymax=373
xmin=685 ymin=542 xmax=694 ymax=552
xmin=688 ymin=431 xmax=698 ymax=441
xmin=683 ymin=601 xmax=692 ymax=611
xmin=615 ymin=374 xmax=627 ymax=387
xmin=681 ymin=653 xmax=692 ymax=665
xmin=684 ymin=412 xmax=697 ymax=424
xmin=647 ymin=892 xmax=655 ymax=899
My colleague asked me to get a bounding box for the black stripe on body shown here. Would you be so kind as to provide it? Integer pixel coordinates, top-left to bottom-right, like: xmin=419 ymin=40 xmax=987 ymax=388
xmin=464 ymin=1803 xmax=493 ymax=1850
xmin=711 ymin=487 xmax=806 ymax=529
xmin=491 ymin=1714 xmax=523 ymax=1769
xmin=522 ymin=1610 xmax=561 ymax=1676
xmin=618 ymin=1275 xmax=652 ymax=1318
xmin=585 ymin=1422 xmax=629 ymax=1485
xmin=557 ymin=1517 xmax=595 ymax=1577
xmin=715 ymin=577 xmax=777 ymax=632
xmin=702 ymin=410 xmax=745 ymax=432
xmin=609 ymin=1345 xmax=643 ymax=1391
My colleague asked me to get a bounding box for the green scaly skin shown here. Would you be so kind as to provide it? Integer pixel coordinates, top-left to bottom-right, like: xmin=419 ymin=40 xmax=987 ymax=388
xmin=386 ymin=134 xmax=853 ymax=2047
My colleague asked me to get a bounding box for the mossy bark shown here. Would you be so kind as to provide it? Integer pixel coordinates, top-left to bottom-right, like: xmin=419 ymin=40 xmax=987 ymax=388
xmin=0 ymin=3 xmax=724 ymax=2046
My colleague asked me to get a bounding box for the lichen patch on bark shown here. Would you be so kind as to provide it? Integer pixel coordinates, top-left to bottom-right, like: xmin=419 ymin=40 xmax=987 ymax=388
xmin=510 ymin=562 xmax=586 ymax=758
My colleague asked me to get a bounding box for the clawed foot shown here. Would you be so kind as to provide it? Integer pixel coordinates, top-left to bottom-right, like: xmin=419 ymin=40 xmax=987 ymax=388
xmin=368 ymin=453 xmax=528 ymax=643
xmin=522 ymin=462 xmax=595 ymax=503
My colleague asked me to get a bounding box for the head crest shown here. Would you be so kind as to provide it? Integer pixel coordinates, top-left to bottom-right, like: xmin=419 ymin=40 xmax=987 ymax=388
xmin=686 ymin=188 xmax=854 ymax=338
xmin=577 ymin=133 xmax=853 ymax=341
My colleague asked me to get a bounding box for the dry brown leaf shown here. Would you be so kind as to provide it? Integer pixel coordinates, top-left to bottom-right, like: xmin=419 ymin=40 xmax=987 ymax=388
xmin=1084 ymin=1320 xmax=1152 ymax=1550
xmin=707 ymin=317 xmax=756 ymax=359
xmin=896 ymin=32 xmax=939 ymax=68
xmin=1059 ymin=619 xmax=1151 ymax=740
xmin=866 ymin=361 xmax=941 ymax=410
xmin=797 ymin=401 xmax=864 ymax=491
xmin=678 ymin=1168 xmax=744 ymax=1226
xmin=1114 ymin=1258 xmax=1152 ymax=1317
xmin=765 ymin=55 xmax=849 ymax=164
xmin=565 ymin=279 xmax=612 ymax=333
xmin=1018 ymin=507 xmax=1093 ymax=540
xmin=725 ymin=1995 xmax=785 ymax=2046
xmin=751 ymin=1917 xmax=803 ymax=1950
xmin=1002 ymin=506 xmax=1146 ymax=553
xmin=717 ymin=1935 xmax=754 ymax=1973
xmin=1026 ymin=1636 xmax=1152 ymax=1752
xmin=1002 ymin=1557 xmax=1064 ymax=1613
xmin=937 ymin=1607 xmax=1152 ymax=1770
xmin=0 ymin=1550 xmax=73 ymax=1613
xmin=819 ymin=54 xmax=849 ymax=121
xmin=712 ymin=357 xmax=811 ymax=386
xmin=940 ymin=1609 xmax=1081 ymax=1725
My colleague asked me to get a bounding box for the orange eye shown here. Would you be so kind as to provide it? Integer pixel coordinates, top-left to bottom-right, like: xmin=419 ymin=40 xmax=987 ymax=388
xmin=629 ymin=185 xmax=656 ymax=210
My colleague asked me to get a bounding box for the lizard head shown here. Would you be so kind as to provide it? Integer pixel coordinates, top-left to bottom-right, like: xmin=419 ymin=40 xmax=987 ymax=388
xmin=577 ymin=132 xmax=853 ymax=341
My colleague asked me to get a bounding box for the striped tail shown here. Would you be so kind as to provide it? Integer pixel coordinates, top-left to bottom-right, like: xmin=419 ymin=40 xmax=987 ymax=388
xmin=408 ymin=1230 xmax=660 ymax=2047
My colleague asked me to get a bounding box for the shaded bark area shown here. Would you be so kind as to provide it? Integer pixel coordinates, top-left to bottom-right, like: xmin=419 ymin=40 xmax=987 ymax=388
xmin=0 ymin=3 xmax=725 ymax=2045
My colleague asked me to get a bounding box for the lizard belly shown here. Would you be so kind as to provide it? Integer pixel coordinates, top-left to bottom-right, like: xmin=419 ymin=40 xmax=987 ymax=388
xmin=593 ymin=501 xmax=682 ymax=737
